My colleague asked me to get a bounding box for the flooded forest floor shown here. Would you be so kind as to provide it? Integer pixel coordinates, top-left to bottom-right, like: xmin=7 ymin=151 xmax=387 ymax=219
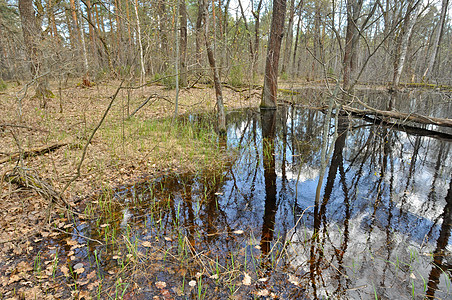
xmin=0 ymin=79 xmax=451 ymax=299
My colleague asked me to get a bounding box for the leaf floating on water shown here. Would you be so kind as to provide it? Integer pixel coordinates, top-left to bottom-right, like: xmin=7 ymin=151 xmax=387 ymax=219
xmin=142 ymin=241 xmax=152 ymax=248
xmin=155 ymin=281 xmax=167 ymax=289
xmin=242 ymin=272 xmax=252 ymax=286
xmin=188 ymin=280 xmax=197 ymax=287
xmin=233 ymin=230 xmax=244 ymax=235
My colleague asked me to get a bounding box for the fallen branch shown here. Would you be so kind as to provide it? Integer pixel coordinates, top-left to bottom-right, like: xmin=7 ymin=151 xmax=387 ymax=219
xmin=341 ymin=105 xmax=452 ymax=128
xmin=0 ymin=143 xmax=67 ymax=164
xmin=128 ymin=94 xmax=160 ymax=118
xmin=0 ymin=123 xmax=49 ymax=132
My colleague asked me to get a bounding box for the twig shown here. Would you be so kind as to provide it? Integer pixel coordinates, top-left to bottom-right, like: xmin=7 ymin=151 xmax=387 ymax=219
xmin=0 ymin=143 xmax=67 ymax=165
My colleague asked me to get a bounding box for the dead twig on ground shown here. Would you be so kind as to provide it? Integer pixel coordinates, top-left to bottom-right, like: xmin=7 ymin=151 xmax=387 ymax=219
xmin=0 ymin=143 xmax=67 ymax=164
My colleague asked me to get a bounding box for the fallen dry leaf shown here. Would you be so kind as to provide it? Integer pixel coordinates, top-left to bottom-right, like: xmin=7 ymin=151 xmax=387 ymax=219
xmin=66 ymin=239 xmax=78 ymax=246
xmin=188 ymin=280 xmax=196 ymax=287
xmin=209 ymin=274 xmax=219 ymax=280
xmin=142 ymin=241 xmax=152 ymax=248
xmin=60 ymin=265 xmax=69 ymax=277
xmin=155 ymin=281 xmax=167 ymax=289
xmin=242 ymin=272 xmax=252 ymax=286
xmin=256 ymin=289 xmax=270 ymax=296
xmin=233 ymin=230 xmax=244 ymax=235
xmin=8 ymin=274 xmax=21 ymax=285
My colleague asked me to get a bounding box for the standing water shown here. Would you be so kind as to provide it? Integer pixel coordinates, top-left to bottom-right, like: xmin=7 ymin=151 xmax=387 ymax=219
xmin=38 ymin=91 xmax=452 ymax=299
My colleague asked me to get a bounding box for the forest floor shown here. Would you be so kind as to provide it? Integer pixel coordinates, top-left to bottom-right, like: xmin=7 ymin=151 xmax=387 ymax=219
xmin=0 ymin=79 xmax=262 ymax=299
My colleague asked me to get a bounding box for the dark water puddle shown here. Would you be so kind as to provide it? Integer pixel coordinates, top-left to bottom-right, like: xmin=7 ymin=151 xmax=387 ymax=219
xmin=36 ymin=91 xmax=452 ymax=299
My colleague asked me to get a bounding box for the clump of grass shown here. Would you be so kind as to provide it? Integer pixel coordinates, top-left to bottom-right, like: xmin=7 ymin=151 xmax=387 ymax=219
xmin=0 ymin=79 xmax=7 ymax=91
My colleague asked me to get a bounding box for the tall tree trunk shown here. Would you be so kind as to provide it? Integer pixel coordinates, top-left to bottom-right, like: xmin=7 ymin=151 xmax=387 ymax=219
xmin=19 ymin=0 xmax=51 ymax=100
xmin=179 ymin=0 xmax=188 ymax=87
xmin=195 ymin=0 xmax=207 ymax=70
xmin=281 ymin=0 xmax=295 ymax=74
xmin=342 ymin=0 xmax=363 ymax=95
xmin=391 ymin=1 xmax=421 ymax=92
xmin=47 ymin=0 xmax=58 ymax=38
xmin=261 ymin=0 xmax=287 ymax=108
xmin=157 ymin=0 xmax=168 ymax=72
xmin=423 ymin=0 xmax=449 ymax=80
xmin=134 ymin=0 xmax=145 ymax=84
xmin=77 ymin=0 xmax=89 ymax=77
xmin=292 ymin=3 xmax=303 ymax=75
xmin=252 ymin=0 xmax=263 ymax=77
xmin=203 ymin=0 xmax=226 ymax=133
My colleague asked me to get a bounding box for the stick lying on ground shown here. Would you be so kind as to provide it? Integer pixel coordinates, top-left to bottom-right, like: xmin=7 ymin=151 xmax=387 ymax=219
xmin=0 ymin=143 xmax=67 ymax=164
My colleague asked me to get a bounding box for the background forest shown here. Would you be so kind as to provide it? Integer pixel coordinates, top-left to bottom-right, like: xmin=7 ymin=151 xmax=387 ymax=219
xmin=0 ymin=0 xmax=450 ymax=92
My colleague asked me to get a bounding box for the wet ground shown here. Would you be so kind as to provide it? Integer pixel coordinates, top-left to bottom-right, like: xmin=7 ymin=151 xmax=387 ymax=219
xmin=2 ymin=89 xmax=451 ymax=299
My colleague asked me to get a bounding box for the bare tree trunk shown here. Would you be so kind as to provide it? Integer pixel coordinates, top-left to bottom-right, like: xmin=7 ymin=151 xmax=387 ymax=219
xmin=423 ymin=0 xmax=449 ymax=80
xmin=261 ymin=0 xmax=287 ymax=108
xmin=342 ymin=0 xmax=363 ymax=95
xmin=134 ymin=0 xmax=145 ymax=84
xmin=281 ymin=0 xmax=295 ymax=74
xmin=19 ymin=0 xmax=51 ymax=101
xmin=77 ymin=0 xmax=89 ymax=77
xmin=391 ymin=1 xmax=421 ymax=91
xmin=252 ymin=0 xmax=263 ymax=77
xmin=292 ymin=3 xmax=303 ymax=76
xmin=203 ymin=0 xmax=226 ymax=133
xmin=195 ymin=0 xmax=207 ymax=71
xmin=179 ymin=0 xmax=188 ymax=86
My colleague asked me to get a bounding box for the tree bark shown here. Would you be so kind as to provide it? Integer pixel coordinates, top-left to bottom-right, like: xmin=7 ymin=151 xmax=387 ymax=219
xmin=203 ymin=0 xmax=226 ymax=133
xmin=423 ymin=0 xmax=449 ymax=80
xmin=196 ymin=0 xmax=207 ymax=70
xmin=281 ymin=0 xmax=295 ymax=74
xmin=18 ymin=0 xmax=50 ymax=100
xmin=391 ymin=1 xmax=421 ymax=91
xmin=179 ymin=0 xmax=188 ymax=87
xmin=261 ymin=0 xmax=287 ymax=108
xmin=342 ymin=0 xmax=363 ymax=95
xmin=134 ymin=0 xmax=145 ymax=84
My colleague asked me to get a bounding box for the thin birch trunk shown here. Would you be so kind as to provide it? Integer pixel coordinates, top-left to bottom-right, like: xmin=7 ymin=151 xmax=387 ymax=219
xmin=134 ymin=0 xmax=145 ymax=84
